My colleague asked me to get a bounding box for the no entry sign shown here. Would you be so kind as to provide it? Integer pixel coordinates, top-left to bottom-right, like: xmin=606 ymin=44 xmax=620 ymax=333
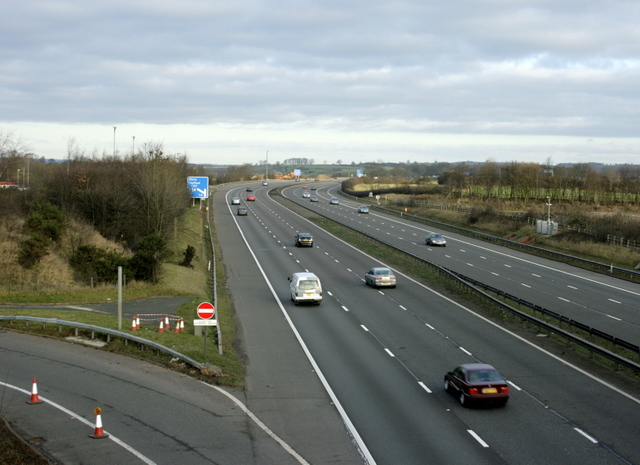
xmin=196 ymin=302 xmax=215 ymax=319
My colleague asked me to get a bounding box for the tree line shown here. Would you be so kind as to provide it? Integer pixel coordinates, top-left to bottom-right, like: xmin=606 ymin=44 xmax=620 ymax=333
xmin=1 ymin=137 xmax=196 ymax=284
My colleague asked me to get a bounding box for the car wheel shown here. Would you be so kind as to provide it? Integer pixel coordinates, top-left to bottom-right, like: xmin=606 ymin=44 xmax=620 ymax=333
xmin=444 ymin=379 xmax=451 ymax=393
xmin=459 ymin=392 xmax=467 ymax=407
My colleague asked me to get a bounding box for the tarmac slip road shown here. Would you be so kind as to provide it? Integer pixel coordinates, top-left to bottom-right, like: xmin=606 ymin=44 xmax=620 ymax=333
xmin=0 ymin=331 xmax=333 ymax=465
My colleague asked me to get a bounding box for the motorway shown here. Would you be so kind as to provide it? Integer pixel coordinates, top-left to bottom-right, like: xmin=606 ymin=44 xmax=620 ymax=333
xmin=221 ymin=180 xmax=640 ymax=465
xmin=1 ymin=180 xmax=639 ymax=464
xmin=282 ymin=182 xmax=640 ymax=346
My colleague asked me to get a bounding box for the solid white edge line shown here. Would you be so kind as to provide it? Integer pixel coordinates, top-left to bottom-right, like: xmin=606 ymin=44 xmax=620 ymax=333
xmin=0 ymin=381 xmax=157 ymax=465
xmin=230 ymin=202 xmax=376 ymax=465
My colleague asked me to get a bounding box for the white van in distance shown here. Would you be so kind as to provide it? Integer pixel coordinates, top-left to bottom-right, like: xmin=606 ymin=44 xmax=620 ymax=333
xmin=288 ymin=272 xmax=322 ymax=305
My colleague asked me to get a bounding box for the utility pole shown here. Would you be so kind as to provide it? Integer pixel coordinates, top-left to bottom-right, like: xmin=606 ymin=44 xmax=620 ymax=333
xmin=266 ymin=150 xmax=269 ymax=180
xmin=113 ymin=126 xmax=117 ymax=157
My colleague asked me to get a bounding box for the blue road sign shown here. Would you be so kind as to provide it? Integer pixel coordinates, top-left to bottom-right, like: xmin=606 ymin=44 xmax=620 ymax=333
xmin=187 ymin=176 xmax=209 ymax=198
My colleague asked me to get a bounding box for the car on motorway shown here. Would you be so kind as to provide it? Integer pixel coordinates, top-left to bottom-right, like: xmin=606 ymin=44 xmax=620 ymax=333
xmin=357 ymin=205 xmax=369 ymax=214
xmin=329 ymin=197 xmax=339 ymax=205
xmin=302 ymin=185 xmax=308 ymax=189
xmin=426 ymin=233 xmax=447 ymax=247
xmin=364 ymin=267 xmax=396 ymax=288
xmin=294 ymin=232 xmax=314 ymax=247
xmin=246 ymin=187 xmax=253 ymax=192
xmin=236 ymin=207 xmax=248 ymax=216
xmin=262 ymin=181 xmax=268 ymax=186
xmin=231 ymin=197 xmax=241 ymax=205
xmin=444 ymin=363 xmax=509 ymax=407
xmin=310 ymin=195 xmax=319 ymax=202
xmin=310 ymin=186 xmax=316 ymax=190
xmin=302 ymin=191 xmax=311 ymax=198
xmin=247 ymin=195 xmax=256 ymax=201
xmin=288 ymin=272 xmax=322 ymax=305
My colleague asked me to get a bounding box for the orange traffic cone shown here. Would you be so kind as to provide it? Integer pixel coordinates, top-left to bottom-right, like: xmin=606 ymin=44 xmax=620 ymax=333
xmin=157 ymin=319 xmax=164 ymax=333
xmin=164 ymin=315 xmax=171 ymax=330
xmin=136 ymin=316 xmax=141 ymax=330
xmin=26 ymin=377 xmax=43 ymax=405
xmin=131 ymin=318 xmax=137 ymax=331
xmin=90 ymin=407 xmax=109 ymax=439
xmin=180 ymin=319 xmax=185 ymax=333
xmin=174 ymin=319 xmax=180 ymax=333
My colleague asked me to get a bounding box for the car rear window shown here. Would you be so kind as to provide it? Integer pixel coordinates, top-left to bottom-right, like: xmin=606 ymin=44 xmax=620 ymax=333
xmin=299 ymin=280 xmax=319 ymax=290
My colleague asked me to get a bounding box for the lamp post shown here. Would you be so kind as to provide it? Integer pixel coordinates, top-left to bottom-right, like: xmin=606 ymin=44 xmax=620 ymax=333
xmin=546 ymin=196 xmax=552 ymax=235
xmin=17 ymin=168 xmax=20 ymax=186
xmin=132 ymin=136 xmax=135 ymax=155
xmin=265 ymin=150 xmax=269 ymax=180
xmin=113 ymin=126 xmax=117 ymax=157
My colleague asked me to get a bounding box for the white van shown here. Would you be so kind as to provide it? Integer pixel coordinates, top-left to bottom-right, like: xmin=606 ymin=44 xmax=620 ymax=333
xmin=288 ymin=272 xmax=322 ymax=305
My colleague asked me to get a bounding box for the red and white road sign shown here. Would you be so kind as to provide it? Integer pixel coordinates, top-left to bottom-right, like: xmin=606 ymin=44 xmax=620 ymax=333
xmin=196 ymin=302 xmax=215 ymax=319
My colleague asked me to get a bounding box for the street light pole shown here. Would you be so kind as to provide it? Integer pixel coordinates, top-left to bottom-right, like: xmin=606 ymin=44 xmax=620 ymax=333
xmin=132 ymin=136 xmax=135 ymax=155
xmin=113 ymin=126 xmax=117 ymax=157
xmin=265 ymin=150 xmax=269 ymax=180
xmin=17 ymin=168 xmax=20 ymax=186
xmin=546 ymin=196 xmax=552 ymax=235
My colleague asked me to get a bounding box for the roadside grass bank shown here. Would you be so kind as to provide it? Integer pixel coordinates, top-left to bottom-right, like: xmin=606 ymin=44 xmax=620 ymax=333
xmin=0 ymin=206 xmax=244 ymax=388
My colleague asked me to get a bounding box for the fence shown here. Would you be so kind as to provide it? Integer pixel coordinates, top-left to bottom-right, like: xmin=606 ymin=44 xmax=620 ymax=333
xmin=0 ymin=316 xmax=204 ymax=369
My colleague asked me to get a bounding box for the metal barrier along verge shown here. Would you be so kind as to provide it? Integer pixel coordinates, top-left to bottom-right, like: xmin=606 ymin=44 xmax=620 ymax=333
xmin=0 ymin=315 xmax=204 ymax=370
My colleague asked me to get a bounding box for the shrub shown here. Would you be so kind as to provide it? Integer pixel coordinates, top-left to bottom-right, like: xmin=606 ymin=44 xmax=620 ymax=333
xmin=179 ymin=245 xmax=196 ymax=268
xmin=129 ymin=234 xmax=167 ymax=283
xmin=18 ymin=234 xmax=49 ymax=269
xmin=69 ymin=244 xmax=129 ymax=284
xmin=23 ymin=202 xmax=67 ymax=242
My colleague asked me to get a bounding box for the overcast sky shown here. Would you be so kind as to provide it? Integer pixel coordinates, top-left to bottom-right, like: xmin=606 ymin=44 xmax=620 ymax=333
xmin=2 ymin=0 xmax=640 ymax=166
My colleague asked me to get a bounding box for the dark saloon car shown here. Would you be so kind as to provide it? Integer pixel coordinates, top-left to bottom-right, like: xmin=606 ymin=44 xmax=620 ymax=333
xmin=444 ymin=363 xmax=509 ymax=407
xmin=236 ymin=207 xmax=248 ymax=216
xmin=294 ymin=233 xmax=314 ymax=247
xmin=426 ymin=233 xmax=447 ymax=247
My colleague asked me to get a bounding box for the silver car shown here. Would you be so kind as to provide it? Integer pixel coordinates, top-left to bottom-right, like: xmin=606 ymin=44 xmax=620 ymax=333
xmin=329 ymin=197 xmax=339 ymax=205
xmin=364 ymin=267 xmax=397 ymax=288
xmin=231 ymin=197 xmax=241 ymax=205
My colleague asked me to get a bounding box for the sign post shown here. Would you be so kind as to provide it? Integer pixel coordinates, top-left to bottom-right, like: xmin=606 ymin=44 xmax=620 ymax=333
xmin=195 ymin=302 xmax=216 ymax=366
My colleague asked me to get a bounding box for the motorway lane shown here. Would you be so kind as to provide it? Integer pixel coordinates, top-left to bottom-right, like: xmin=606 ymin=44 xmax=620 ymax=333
xmin=231 ymin=183 xmax=640 ymax=464
xmin=221 ymin=186 xmax=506 ymax=464
xmin=284 ymin=184 xmax=640 ymax=345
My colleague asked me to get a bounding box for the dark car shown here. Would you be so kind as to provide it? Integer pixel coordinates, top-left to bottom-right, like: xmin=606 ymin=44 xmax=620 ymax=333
xmin=247 ymin=195 xmax=256 ymax=201
xmin=329 ymin=197 xmax=339 ymax=205
xmin=444 ymin=363 xmax=509 ymax=407
xmin=357 ymin=205 xmax=369 ymax=214
xmin=236 ymin=207 xmax=248 ymax=216
xmin=294 ymin=233 xmax=314 ymax=247
xmin=426 ymin=233 xmax=447 ymax=247
xmin=310 ymin=186 xmax=316 ymax=190
xmin=364 ymin=267 xmax=396 ymax=288
xmin=246 ymin=187 xmax=253 ymax=192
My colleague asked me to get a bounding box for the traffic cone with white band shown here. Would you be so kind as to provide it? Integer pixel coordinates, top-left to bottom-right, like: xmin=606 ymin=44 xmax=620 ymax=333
xmin=90 ymin=407 xmax=109 ymax=439
xmin=26 ymin=377 xmax=43 ymax=404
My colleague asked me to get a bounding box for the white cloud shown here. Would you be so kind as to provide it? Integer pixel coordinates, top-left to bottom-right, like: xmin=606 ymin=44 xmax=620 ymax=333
xmin=1 ymin=0 xmax=640 ymax=165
